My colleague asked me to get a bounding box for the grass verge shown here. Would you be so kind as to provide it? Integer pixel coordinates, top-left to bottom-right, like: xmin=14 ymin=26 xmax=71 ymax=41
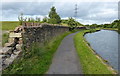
xmin=1 ymin=21 xmax=19 ymax=30
xmin=74 ymin=30 xmax=115 ymax=74
xmin=2 ymin=31 xmax=73 ymax=74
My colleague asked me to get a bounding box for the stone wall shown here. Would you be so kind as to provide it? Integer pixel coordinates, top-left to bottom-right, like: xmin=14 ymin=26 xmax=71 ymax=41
xmin=0 ymin=22 xmax=86 ymax=71
xmin=23 ymin=23 xmax=70 ymax=48
xmin=0 ymin=26 xmax=23 ymax=71
xmin=22 ymin=22 xmax=86 ymax=49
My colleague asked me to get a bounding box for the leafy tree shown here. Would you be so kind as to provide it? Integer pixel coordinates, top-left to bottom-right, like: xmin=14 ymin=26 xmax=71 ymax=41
xmin=61 ymin=19 xmax=68 ymax=24
xmin=42 ymin=17 xmax=48 ymax=22
xmin=100 ymin=20 xmax=120 ymax=29
xmin=67 ymin=17 xmax=78 ymax=30
xmin=67 ymin=17 xmax=75 ymax=27
xmin=48 ymin=6 xmax=61 ymax=24
xmin=113 ymin=23 xmax=117 ymax=28
xmin=85 ymin=24 xmax=89 ymax=27
xmin=91 ymin=24 xmax=97 ymax=29
xmin=67 ymin=17 xmax=83 ymax=30
xmin=75 ymin=21 xmax=83 ymax=26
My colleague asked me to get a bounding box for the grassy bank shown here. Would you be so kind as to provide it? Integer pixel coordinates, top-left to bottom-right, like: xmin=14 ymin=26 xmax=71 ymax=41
xmin=3 ymin=31 xmax=73 ymax=74
xmin=74 ymin=30 xmax=115 ymax=74
xmin=103 ymin=28 xmax=119 ymax=34
xmin=102 ymin=28 xmax=118 ymax=31
xmin=0 ymin=21 xmax=19 ymax=30
xmin=2 ymin=33 xmax=9 ymax=46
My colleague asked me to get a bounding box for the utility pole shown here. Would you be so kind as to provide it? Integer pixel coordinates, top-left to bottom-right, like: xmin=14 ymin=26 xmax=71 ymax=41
xmin=74 ymin=4 xmax=78 ymax=18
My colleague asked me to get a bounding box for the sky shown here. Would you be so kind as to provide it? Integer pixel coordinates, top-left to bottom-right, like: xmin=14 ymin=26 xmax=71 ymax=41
xmin=1 ymin=0 xmax=119 ymax=25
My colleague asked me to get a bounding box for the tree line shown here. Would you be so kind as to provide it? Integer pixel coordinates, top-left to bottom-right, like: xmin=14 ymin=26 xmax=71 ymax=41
xmin=18 ymin=6 xmax=119 ymax=31
xmin=18 ymin=6 xmax=83 ymax=30
xmin=85 ymin=20 xmax=119 ymax=29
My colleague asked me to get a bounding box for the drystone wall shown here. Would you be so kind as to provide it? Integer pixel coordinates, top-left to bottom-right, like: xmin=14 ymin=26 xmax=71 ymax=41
xmin=23 ymin=23 xmax=70 ymax=48
xmin=0 ymin=22 xmax=86 ymax=67
xmin=0 ymin=22 xmax=86 ymax=71
xmin=0 ymin=26 xmax=23 ymax=71
xmin=22 ymin=22 xmax=86 ymax=49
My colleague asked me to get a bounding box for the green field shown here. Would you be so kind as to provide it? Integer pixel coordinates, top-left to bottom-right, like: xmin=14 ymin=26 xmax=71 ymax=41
xmin=74 ymin=30 xmax=115 ymax=74
xmin=3 ymin=31 xmax=74 ymax=74
xmin=0 ymin=21 xmax=20 ymax=30
xmin=0 ymin=21 xmax=20 ymax=46
xmin=2 ymin=33 xmax=9 ymax=46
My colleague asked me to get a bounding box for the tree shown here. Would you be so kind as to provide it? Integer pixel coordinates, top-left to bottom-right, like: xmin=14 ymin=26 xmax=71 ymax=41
xmin=67 ymin=17 xmax=77 ymax=30
xmin=18 ymin=13 xmax=24 ymax=25
xmin=61 ymin=19 xmax=68 ymax=24
xmin=91 ymin=24 xmax=97 ymax=29
xmin=48 ymin=6 xmax=61 ymax=24
xmin=42 ymin=17 xmax=48 ymax=22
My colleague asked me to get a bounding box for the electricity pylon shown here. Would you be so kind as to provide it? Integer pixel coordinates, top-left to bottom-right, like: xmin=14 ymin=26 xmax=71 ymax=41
xmin=74 ymin=4 xmax=78 ymax=19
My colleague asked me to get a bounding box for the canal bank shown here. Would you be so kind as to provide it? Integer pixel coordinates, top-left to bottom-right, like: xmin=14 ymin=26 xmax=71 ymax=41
xmin=84 ymin=30 xmax=118 ymax=71
xmin=74 ymin=29 xmax=117 ymax=74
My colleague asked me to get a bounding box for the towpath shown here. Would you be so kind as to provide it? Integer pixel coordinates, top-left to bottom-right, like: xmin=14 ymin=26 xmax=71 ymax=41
xmin=47 ymin=32 xmax=82 ymax=74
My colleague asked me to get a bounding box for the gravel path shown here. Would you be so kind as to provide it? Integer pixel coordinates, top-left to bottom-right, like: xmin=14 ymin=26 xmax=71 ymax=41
xmin=47 ymin=32 xmax=82 ymax=74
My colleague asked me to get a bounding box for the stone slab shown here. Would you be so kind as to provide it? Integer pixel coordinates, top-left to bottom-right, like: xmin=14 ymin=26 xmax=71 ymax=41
xmin=4 ymin=42 xmax=13 ymax=47
xmin=0 ymin=47 xmax=11 ymax=54
xmin=8 ymin=38 xmax=14 ymax=43
xmin=9 ymin=33 xmax=22 ymax=38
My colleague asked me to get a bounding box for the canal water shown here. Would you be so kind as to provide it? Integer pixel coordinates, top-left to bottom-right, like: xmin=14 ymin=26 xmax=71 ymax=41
xmin=84 ymin=30 xmax=118 ymax=71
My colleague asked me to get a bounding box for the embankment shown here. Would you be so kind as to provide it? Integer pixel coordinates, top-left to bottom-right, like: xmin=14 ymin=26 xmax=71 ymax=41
xmin=74 ymin=29 xmax=117 ymax=74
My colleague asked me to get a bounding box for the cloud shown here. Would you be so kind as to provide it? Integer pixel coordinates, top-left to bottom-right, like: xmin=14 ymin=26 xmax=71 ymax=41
xmin=2 ymin=0 xmax=119 ymax=2
xmin=1 ymin=1 xmax=118 ymax=25
xmin=2 ymin=2 xmax=54 ymax=15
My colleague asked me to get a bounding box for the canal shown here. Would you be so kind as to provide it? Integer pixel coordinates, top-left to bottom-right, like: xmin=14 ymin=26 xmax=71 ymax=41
xmin=84 ymin=30 xmax=118 ymax=71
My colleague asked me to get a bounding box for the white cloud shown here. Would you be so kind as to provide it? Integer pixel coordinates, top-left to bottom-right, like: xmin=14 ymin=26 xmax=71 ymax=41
xmin=2 ymin=0 xmax=119 ymax=2
xmin=1 ymin=1 xmax=118 ymax=24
